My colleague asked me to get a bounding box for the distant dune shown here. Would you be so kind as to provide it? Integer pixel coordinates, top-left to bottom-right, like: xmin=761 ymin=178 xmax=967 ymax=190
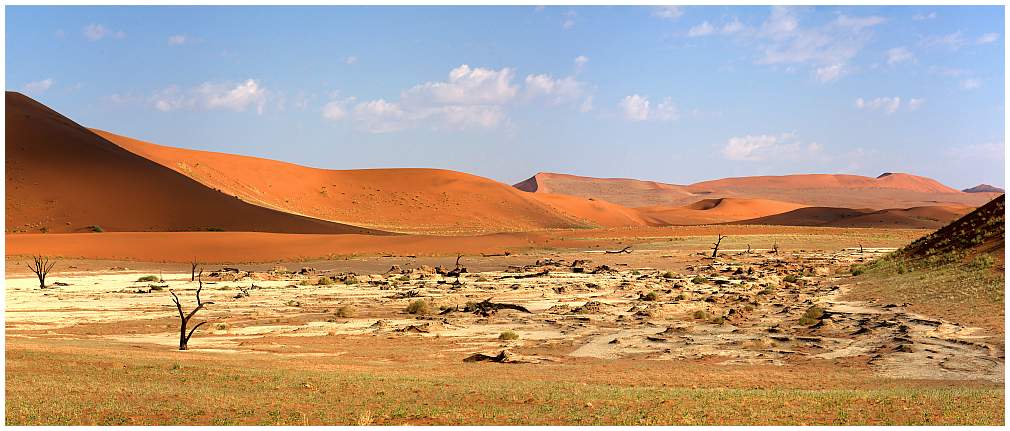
xmin=6 ymin=92 xmax=995 ymax=235
xmin=516 ymin=172 xmax=997 ymax=210
xmin=5 ymin=92 xmax=384 ymax=235
xmin=93 ymin=129 xmax=589 ymax=235
xmin=963 ymin=184 xmax=1005 ymax=193
xmin=733 ymin=205 xmax=974 ymax=229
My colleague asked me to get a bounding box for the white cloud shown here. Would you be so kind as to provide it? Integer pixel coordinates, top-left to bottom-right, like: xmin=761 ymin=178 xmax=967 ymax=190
xmin=721 ymin=18 xmax=744 ymax=34
xmin=814 ymin=64 xmax=845 ymax=82
xmin=652 ymin=6 xmax=683 ymax=21
xmin=562 ymin=10 xmax=575 ymax=30
xmin=913 ymin=12 xmax=936 ymax=21
xmin=619 ymin=94 xmax=677 ymax=122
xmin=579 ymin=95 xmax=593 ymax=113
xmin=977 ymin=32 xmax=999 ymax=44
xmin=83 ymin=24 xmax=124 ymax=41
xmin=946 ymin=141 xmax=1005 ymax=160
xmin=348 ymin=64 xmax=537 ymax=133
xmin=167 ymin=35 xmax=187 ymax=45
xmin=344 ymin=56 xmax=358 ymax=65
xmin=855 ymin=96 xmax=901 ymax=114
xmin=619 ymin=95 xmax=650 ymax=122
xmin=23 ymin=78 xmax=53 ymax=94
xmin=907 ymin=98 xmax=925 ymax=110
xmin=923 ymin=31 xmax=967 ymax=50
xmin=834 ymin=15 xmax=886 ymax=30
xmin=198 ymin=79 xmax=267 ymax=114
xmin=721 ymin=132 xmax=821 ymax=162
xmin=403 ymin=64 xmax=518 ymax=107
xmin=960 ymin=78 xmax=981 ymax=90
xmin=524 ymin=73 xmax=585 ymax=104
xmin=750 ymin=7 xmax=884 ymax=83
xmin=321 ymin=97 xmax=355 ymax=121
xmin=886 ymin=47 xmax=914 ymax=65
xmin=688 ymin=21 xmax=715 ymax=37
xmin=352 ymin=99 xmax=409 ymax=133
xmin=574 ymin=55 xmax=589 ymax=72
xmin=152 ymin=79 xmax=268 ymax=114
xmin=653 ymin=97 xmax=678 ymax=121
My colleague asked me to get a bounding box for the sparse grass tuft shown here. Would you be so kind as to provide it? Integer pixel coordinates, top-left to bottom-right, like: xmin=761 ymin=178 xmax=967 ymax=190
xmin=335 ymin=305 xmax=356 ymax=318
xmin=782 ymin=274 xmax=799 ymax=283
xmin=691 ymin=276 xmax=707 ymax=284
xmin=642 ymin=291 xmax=659 ymax=301
xmin=692 ymin=310 xmax=707 ymax=319
xmin=136 ymin=275 xmax=159 ymax=282
xmin=406 ymin=299 xmax=431 ymax=315
xmin=498 ymin=330 xmax=519 ymax=341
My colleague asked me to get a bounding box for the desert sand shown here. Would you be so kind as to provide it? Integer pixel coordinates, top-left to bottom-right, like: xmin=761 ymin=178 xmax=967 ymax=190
xmin=5 ymin=93 xmax=382 ymax=235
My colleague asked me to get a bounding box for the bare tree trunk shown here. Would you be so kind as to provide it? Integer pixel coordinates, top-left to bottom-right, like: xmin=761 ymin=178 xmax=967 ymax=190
xmin=170 ymin=270 xmax=213 ymax=350
xmin=711 ymin=235 xmax=727 ymax=258
xmin=190 ymin=260 xmax=199 ymax=282
xmin=27 ymin=256 xmax=56 ymax=289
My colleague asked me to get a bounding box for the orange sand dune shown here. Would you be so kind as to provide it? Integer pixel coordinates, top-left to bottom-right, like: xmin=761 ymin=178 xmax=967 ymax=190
xmin=637 ymin=198 xmax=809 ymax=226
xmin=5 ymin=92 xmax=383 ymax=235
xmin=526 ymin=193 xmax=648 ymax=227
xmin=94 ymin=130 xmax=588 ymax=235
xmin=514 ymin=172 xmax=695 ymax=207
xmin=734 ymin=205 xmax=974 ymax=229
xmin=516 ymin=172 xmax=995 ymax=210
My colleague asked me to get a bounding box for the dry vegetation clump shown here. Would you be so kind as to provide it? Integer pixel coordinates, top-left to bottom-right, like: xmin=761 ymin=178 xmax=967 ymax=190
xmin=406 ymin=299 xmax=432 ymax=315
xmin=498 ymin=330 xmax=519 ymax=341
xmin=335 ymin=305 xmax=356 ymax=318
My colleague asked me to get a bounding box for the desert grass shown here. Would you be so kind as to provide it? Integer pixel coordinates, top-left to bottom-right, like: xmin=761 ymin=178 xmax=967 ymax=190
xmin=5 ymin=345 xmax=1003 ymax=426
xmin=848 ymin=252 xmax=1004 ymax=334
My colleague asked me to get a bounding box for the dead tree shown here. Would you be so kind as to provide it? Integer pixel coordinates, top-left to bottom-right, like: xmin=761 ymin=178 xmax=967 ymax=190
xmin=711 ymin=235 xmax=727 ymax=258
xmin=858 ymin=244 xmax=863 ymax=253
xmin=190 ymin=260 xmax=200 ymax=281
xmin=27 ymin=255 xmax=56 ymax=289
xmin=604 ymin=245 xmax=633 ymax=254
xmin=772 ymin=243 xmax=779 ymax=255
xmin=170 ymin=271 xmax=214 ymax=350
xmin=746 ymin=244 xmax=752 ymax=254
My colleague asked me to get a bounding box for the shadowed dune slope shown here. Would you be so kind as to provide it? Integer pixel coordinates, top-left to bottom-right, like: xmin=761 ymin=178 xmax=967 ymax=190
xmin=93 ymin=130 xmax=589 ymax=235
xmin=732 ymin=205 xmax=975 ymax=229
xmin=516 ymin=172 xmax=997 ymax=210
xmin=637 ymin=198 xmax=809 ymax=226
xmin=5 ymin=92 xmax=383 ymax=235
xmin=900 ymin=195 xmax=1005 ymax=261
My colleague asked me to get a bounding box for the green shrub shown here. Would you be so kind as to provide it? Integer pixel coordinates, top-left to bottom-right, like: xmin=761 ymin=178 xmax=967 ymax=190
xmin=406 ymin=299 xmax=431 ymax=315
xmin=674 ymin=293 xmax=686 ymax=301
xmin=798 ymin=316 xmax=818 ymax=326
xmin=691 ymin=276 xmax=707 ymax=284
xmin=642 ymin=291 xmax=659 ymax=301
xmin=498 ymin=330 xmax=519 ymax=341
xmin=136 ymin=275 xmax=159 ymax=282
xmin=335 ymin=305 xmax=356 ymax=318
xmin=850 ymin=265 xmax=864 ymax=276
xmin=317 ymin=276 xmax=334 ymax=286
xmin=88 ymin=225 xmax=104 ymax=233
xmin=782 ymin=274 xmax=799 ymax=283
xmin=662 ymin=271 xmax=675 ymax=279
xmin=205 ymin=227 xmax=225 ymax=232
xmin=692 ymin=310 xmax=707 ymax=319
xmin=803 ymin=306 xmax=825 ymax=320
xmin=710 ymin=316 xmax=725 ymax=325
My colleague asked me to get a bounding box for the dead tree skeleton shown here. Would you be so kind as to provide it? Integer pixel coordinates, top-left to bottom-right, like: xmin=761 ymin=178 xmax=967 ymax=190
xmin=711 ymin=235 xmax=727 ymax=258
xmin=190 ymin=260 xmax=200 ymax=282
xmin=604 ymin=245 xmax=632 ymax=254
xmin=170 ymin=270 xmax=214 ymax=350
xmin=27 ymin=255 xmax=56 ymax=289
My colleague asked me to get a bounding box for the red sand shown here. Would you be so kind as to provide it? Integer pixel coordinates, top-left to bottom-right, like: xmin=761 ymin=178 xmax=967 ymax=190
xmin=735 ymin=205 xmax=974 ymax=229
xmin=94 ymin=129 xmax=588 ymax=235
xmin=5 ymin=92 xmax=381 ymax=235
xmin=516 ymin=172 xmax=996 ymax=210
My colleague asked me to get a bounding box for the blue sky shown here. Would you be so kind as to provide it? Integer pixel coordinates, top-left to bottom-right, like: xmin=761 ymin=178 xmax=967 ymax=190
xmin=6 ymin=5 xmax=1005 ymax=188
